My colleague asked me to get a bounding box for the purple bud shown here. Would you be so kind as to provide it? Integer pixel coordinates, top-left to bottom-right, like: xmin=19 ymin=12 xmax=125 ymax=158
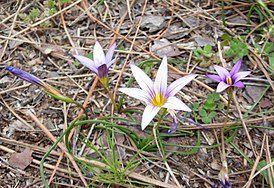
xmin=4 ymin=66 xmax=44 ymax=87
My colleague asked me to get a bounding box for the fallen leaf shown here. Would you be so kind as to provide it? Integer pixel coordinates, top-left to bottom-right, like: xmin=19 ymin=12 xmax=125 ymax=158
xmin=8 ymin=148 xmax=33 ymax=170
xmin=245 ymin=85 xmax=266 ymax=102
xmin=210 ymin=159 xmax=221 ymax=170
xmin=140 ymin=15 xmax=165 ymax=32
xmin=195 ymin=36 xmax=215 ymax=47
xmin=259 ymin=98 xmax=272 ymax=109
xmin=151 ymin=38 xmax=180 ymax=57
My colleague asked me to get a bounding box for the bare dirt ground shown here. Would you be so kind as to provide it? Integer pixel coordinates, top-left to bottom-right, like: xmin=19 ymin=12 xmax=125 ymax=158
xmin=0 ymin=0 xmax=274 ymax=187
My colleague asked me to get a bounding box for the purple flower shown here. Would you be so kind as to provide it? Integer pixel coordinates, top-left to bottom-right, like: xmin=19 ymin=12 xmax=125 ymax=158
xmin=207 ymin=60 xmax=251 ymax=93
xmin=212 ymin=180 xmax=232 ymax=188
xmin=119 ymin=56 xmax=197 ymax=130
xmin=5 ymin=66 xmax=45 ymax=87
xmin=73 ymin=41 xmax=116 ymax=81
xmin=4 ymin=66 xmax=76 ymax=103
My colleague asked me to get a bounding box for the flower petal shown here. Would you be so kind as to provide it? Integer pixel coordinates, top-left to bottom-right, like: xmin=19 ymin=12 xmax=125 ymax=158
xmin=141 ymin=105 xmax=160 ymax=130
xmin=154 ymin=56 xmax=167 ymax=95
xmin=93 ymin=41 xmax=106 ymax=66
xmin=232 ymin=71 xmax=251 ymax=83
xmin=163 ymin=96 xmax=191 ymax=112
xmin=216 ymin=82 xmax=230 ymax=93
xmin=230 ymin=59 xmax=242 ymax=76
xmin=207 ymin=74 xmax=222 ymax=82
xmin=73 ymin=55 xmax=98 ymax=74
xmin=166 ymin=74 xmax=197 ymax=97
xmin=105 ymin=42 xmax=116 ymax=65
xmin=233 ymin=81 xmax=245 ymax=88
xmin=130 ymin=64 xmax=154 ymax=95
xmin=118 ymin=88 xmax=150 ymax=103
xmin=214 ymin=65 xmax=230 ymax=81
xmin=106 ymin=59 xmax=116 ymax=69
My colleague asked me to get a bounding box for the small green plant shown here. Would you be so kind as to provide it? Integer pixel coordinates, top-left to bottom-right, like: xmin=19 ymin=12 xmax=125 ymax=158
xmin=193 ymin=44 xmax=214 ymax=68
xmin=224 ymin=38 xmax=249 ymax=63
xmin=44 ymin=0 xmax=57 ymax=15
xmin=29 ymin=8 xmax=40 ymax=21
xmin=192 ymin=92 xmax=224 ymax=124
xmin=19 ymin=8 xmax=40 ymax=23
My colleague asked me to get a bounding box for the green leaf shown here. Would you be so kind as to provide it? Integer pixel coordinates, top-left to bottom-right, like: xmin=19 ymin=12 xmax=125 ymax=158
xmin=193 ymin=102 xmax=199 ymax=110
xmin=225 ymin=38 xmax=248 ymax=62
xmin=263 ymin=42 xmax=274 ymax=54
xmin=86 ymin=53 xmax=93 ymax=60
xmin=269 ymin=52 xmax=274 ymax=70
xmin=208 ymin=111 xmax=217 ymax=118
xmin=29 ymin=8 xmax=40 ymax=21
xmin=218 ymin=104 xmax=225 ymax=110
xmin=202 ymin=116 xmax=211 ymax=124
xmin=204 ymin=102 xmax=216 ymax=111
xmin=257 ymin=159 xmax=274 ymax=185
xmin=199 ymin=109 xmax=207 ymax=117
xmin=72 ymin=60 xmax=81 ymax=67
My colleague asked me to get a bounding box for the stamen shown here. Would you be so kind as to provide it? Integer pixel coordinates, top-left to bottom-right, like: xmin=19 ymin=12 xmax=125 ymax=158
xmin=151 ymin=91 xmax=166 ymax=107
xmin=226 ymin=76 xmax=233 ymax=85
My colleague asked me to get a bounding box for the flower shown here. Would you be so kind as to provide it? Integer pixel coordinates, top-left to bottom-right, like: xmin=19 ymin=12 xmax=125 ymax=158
xmin=119 ymin=56 xmax=197 ymax=130
xmin=211 ymin=180 xmax=232 ymax=188
xmin=207 ymin=60 xmax=251 ymax=93
xmin=73 ymin=41 xmax=116 ymax=86
xmin=4 ymin=66 xmax=75 ymax=104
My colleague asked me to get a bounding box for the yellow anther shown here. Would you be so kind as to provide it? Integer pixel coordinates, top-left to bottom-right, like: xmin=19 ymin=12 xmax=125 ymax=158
xmin=151 ymin=91 xmax=166 ymax=107
xmin=226 ymin=76 xmax=233 ymax=85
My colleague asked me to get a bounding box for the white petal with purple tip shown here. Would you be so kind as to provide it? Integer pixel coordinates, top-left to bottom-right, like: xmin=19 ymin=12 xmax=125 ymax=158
xmin=105 ymin=42 xmax=116 ymax=65
xmin=167 ymin=74 xmax=197 ymax=97
xmin=118 ymin=88 xmax=150 ymax=103
xmin=163 ymin=96 xmax=191 ymax=112
xmin=141 ymin=105 xmax=161 ymax=130
xmin=93 ymin=41 xmax=106 ymax=66
xmin=130 ymin=64 xmax=154 ymax=95
xmin=73 ymin=55 xmax=98 ymax=74
xmin=154 ymin=56 xmax=168 ymax=95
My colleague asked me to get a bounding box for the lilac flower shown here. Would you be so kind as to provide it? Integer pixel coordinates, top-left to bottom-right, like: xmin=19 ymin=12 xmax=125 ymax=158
xmin=5 ymin=66 xmax=45 ymax=87
xmin=4 ymin=66 xmax=61 ymax=95
xmin=207 ymin=60 xmax=251 ymax=93
xmin=211 ymin=180 xmax=232 ymax=188
xmin=119 ymin=56 xmax=197 ymax=130
xmin=73 ymin=41 xmax=116 ymax=85
xmin=4 ymin=66 xmax=75 ymax=103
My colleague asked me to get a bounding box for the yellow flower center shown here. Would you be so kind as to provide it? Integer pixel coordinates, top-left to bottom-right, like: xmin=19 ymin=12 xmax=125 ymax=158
xmin=151 ymin=91 xmax=167 ymax=107
xmin=226 ymin=76 xmax=233 ymax=85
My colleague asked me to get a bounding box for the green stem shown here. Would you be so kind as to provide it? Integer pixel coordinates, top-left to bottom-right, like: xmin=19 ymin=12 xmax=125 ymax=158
xmin=220 ymin=88 xmax=233 ymax=180
xmin=146 ymin=108 xmax=167 ymax=144
xmin=104 ymin=85 xmax=118 ymax=113
xmin=73 ymin=101 xmax=89 ymax=119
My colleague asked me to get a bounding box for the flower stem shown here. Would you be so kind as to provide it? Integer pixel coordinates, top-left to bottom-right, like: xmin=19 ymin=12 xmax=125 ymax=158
xmin=153 ymin=109 xmax=181 ymax=187
xmin=104 ymin=85 xmax=118 ymax=113
xmin=220 ymin=88 xmax=233 ymax=181
xmin=146 ymin=108 xmax=167 ymax=145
